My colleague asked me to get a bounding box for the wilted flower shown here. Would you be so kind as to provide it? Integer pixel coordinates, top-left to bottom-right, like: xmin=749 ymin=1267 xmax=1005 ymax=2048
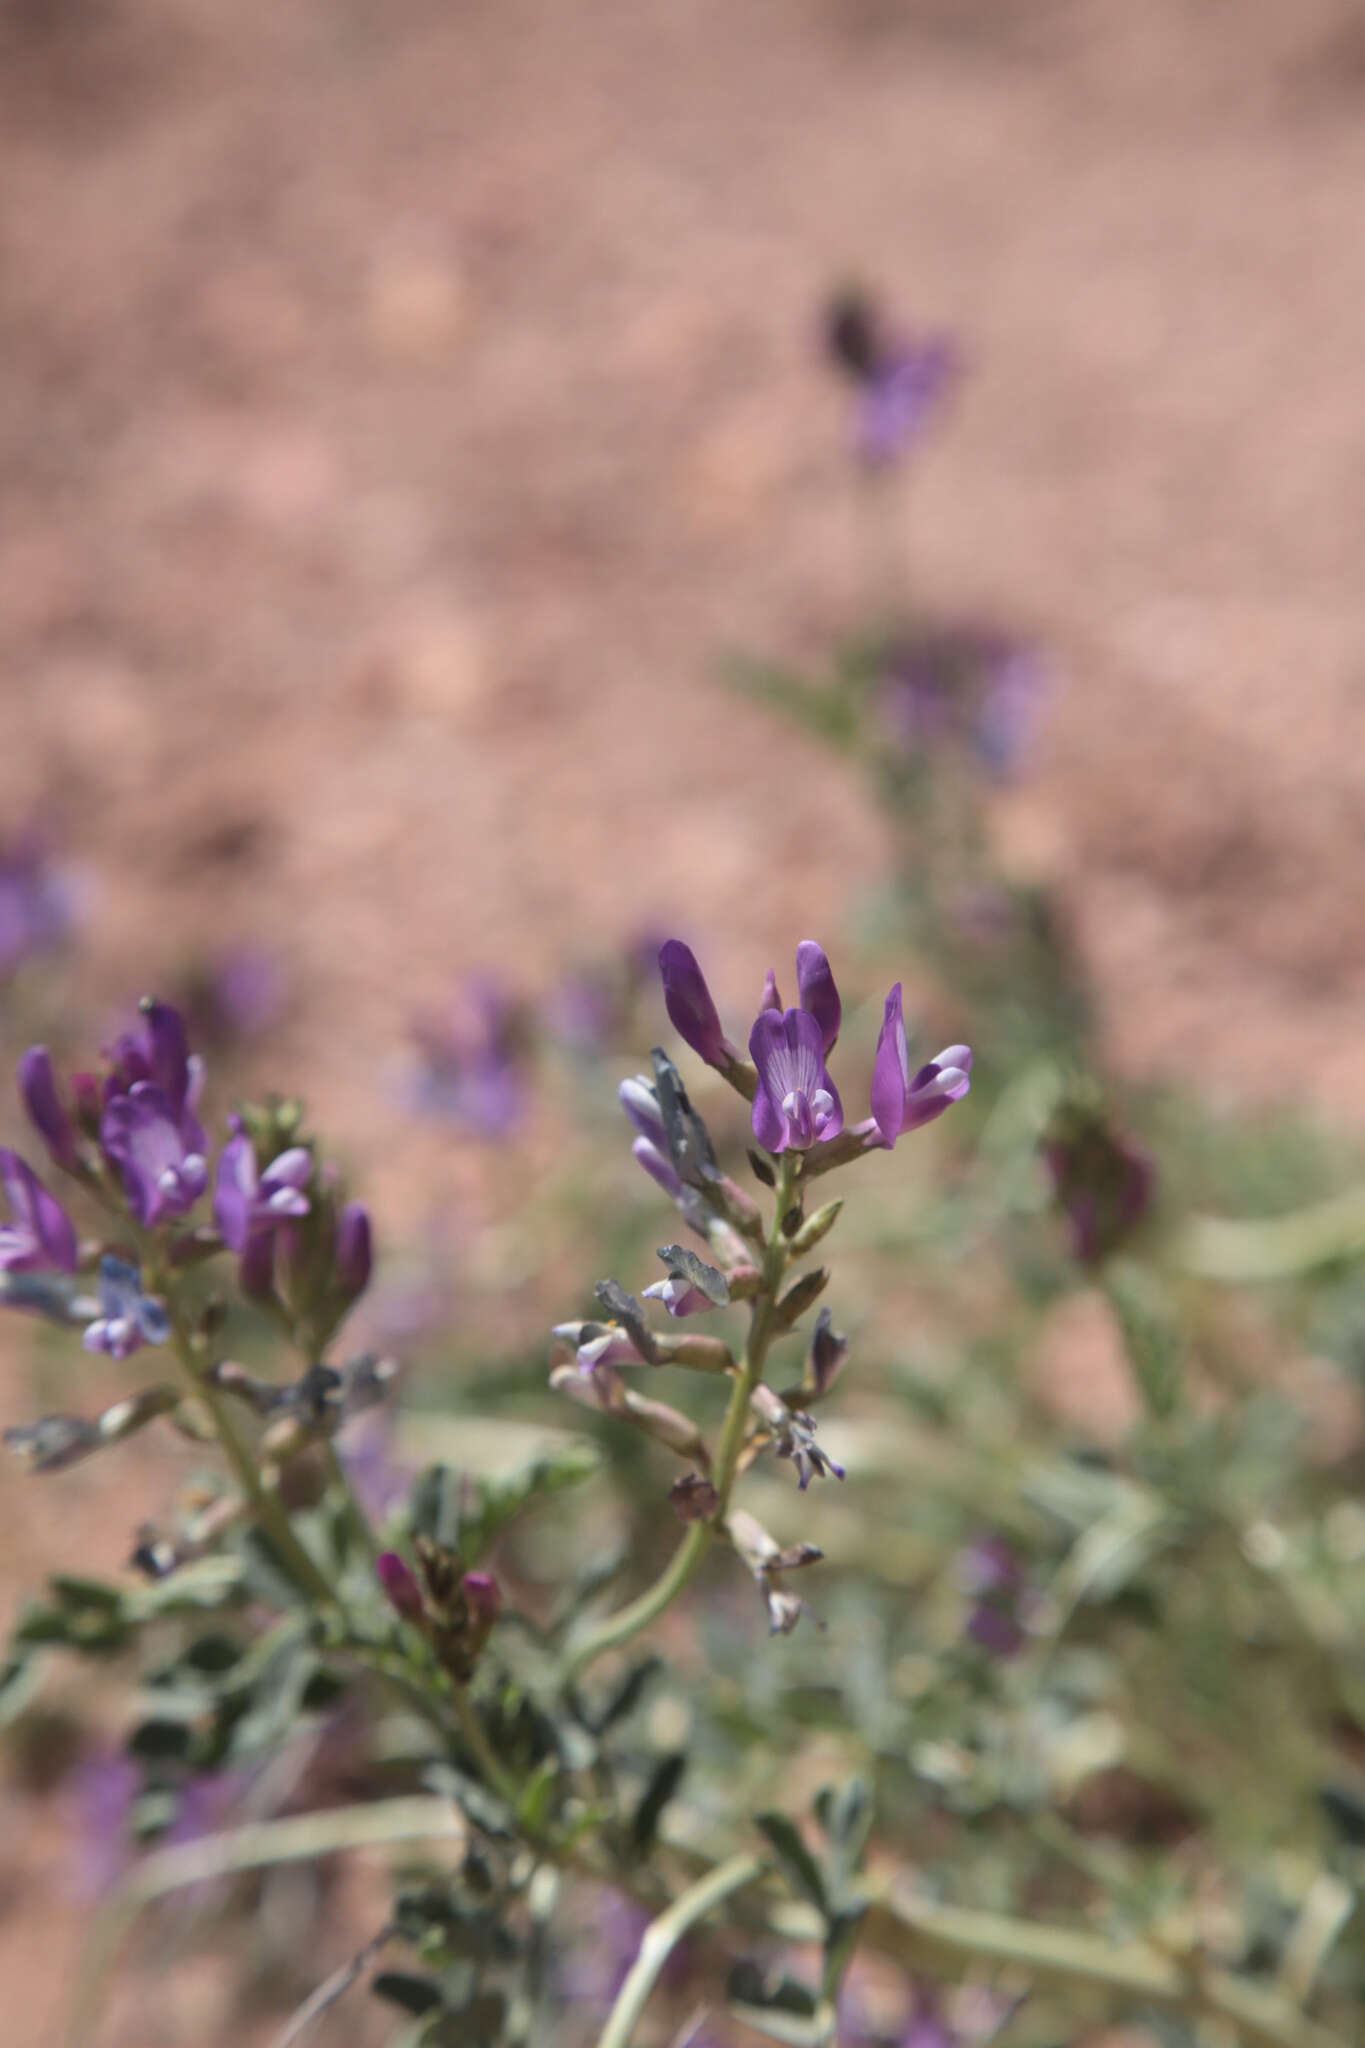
xmin=553 ymin=1319 xmax=652 ymax=1375
xmin=1042 ymin=1099 xmax=1153 ymax=1267
xmin=642 ymin=1244 xmax=730 ymax=1319
xmin=749 ymin=1008 xmax=843 ymax=1154
xmin=807 ymin=1306 xmax=849 ymax=1399
xmin=869 ymin=986 xmax=971 ymax=1147
xmin=0 ymin=1148 xmax=77 ymax=1273
xmin=409 ymin=977 xmax=528 ymax=1136
xmin=82 ymin=1255 xmax=171 ymax=1360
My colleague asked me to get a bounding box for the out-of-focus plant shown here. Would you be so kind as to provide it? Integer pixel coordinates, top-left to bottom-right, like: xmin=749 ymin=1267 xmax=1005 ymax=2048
xmin=3 ymin=292 xmax=1365 ymax=2048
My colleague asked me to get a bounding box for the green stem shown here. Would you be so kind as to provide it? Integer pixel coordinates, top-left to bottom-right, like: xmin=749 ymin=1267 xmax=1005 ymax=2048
xmin=159 ymin=1287 xmax=336 ymax=1608
xmin=322 ymin=1438 xmax=381 ymax=1571
xmin=595 ymin=1854 xmax=764 ymax=2048
xmin=565 ymin=1157 xmax=799 ymax=1681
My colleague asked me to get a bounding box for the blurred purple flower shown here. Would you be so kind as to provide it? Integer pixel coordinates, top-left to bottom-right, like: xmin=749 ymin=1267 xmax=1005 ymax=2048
xmin=824 ymin=290 xmax=957 ymax=469
xmin=0 ymin=1147 xmax=77 ymax=1273
xmin=213 ymin=1131 xmax=311 ymax=1252
xmin=65 ymin=1748 xmax=139 ymax=1899
xmin=103 ymin=1000 xmax=204 ymax=1141
xmin=869 ymin=986 xmax=971 ymax=1148
xmin=882 ymin=631 xmax=1046 ymax=782
xmin=959 ymin=1535 xmax=1031 ymax=1659
xmin=376 ymin=1549 xmax=425 ymax=1622
xmin=342 ymin=1413 xmax=411 ymax=1523
xmin=185 ymin=944 xmax=287 ymax=1047
xmin=100 ymin=1085 xmax=208 ymax=1226
xmin=551 ymin=970 xmax=620 ymax=1056
xmin=17 ymin=1047 xmax=78 ymax=1171
xmin=410 ymin=978 xmax=528 ymax=1136
xmin=750 ymin=1008 xmax=843 ymax=1154
xmin=334 ymin=1199 xmax=372 ymax=1305
xmin=0 ymin=830 xmax=77 ymax=979
xmin=82 ymin=1254 xmax=171 ymax=1359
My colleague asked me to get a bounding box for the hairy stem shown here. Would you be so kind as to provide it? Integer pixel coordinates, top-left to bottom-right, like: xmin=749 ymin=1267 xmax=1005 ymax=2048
xmin=565 ymin=1157 xmax=798 ymax=1681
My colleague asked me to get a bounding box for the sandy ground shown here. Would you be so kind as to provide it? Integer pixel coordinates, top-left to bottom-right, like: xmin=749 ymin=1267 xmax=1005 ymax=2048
xmin=3 ymin=0 xmax=1365 ymax=2036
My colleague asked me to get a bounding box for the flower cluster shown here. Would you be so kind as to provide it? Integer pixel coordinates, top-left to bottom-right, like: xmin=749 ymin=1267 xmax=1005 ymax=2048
xmin=1 ymin=998 xmax=373 ymax=1365
xmin=550 ymin=939 xmax=972 ymax=1634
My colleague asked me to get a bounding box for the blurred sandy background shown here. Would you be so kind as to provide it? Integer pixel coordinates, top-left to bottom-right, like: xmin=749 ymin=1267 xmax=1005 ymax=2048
xmin=3 ymin=0 xmax=1365 ymax=2038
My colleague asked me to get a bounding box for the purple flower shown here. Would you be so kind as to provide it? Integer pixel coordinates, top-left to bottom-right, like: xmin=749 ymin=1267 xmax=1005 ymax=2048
xmin=410 ymin=978 xmax=527 ymax=1136
xmin=0 ymin=1148 xmax=77 ymax=1273
xmin=869 ymin=986 xmax=971 ymax=1147
xmin=553 ymin=1320 xmax=649 ymax=1375
xmin=65 ymin=1749 xmax=139 ymax=1899
xmin=618 ymin=1076 xmax=683 ymax=1198
xmin=642 ymin=1275 xmax=711 ymax=1317
xmin=100 ymin=1085 xmax=208 ymax=1226
xmin=658 ymin=940 xmax=738 ymax=1070
xmin=17 ymin=1047 xmax=78 ymax=1171
xmin=104 ymin=1000 xmax=204 ymax=1139
xmin=749 ymin=1008 xmax=843 ymax=1154
xmin=857 ymin=339 xmax=956 ymax=467
xmin=82 ymin=1254 xmax=171 ymax=1360
xmin=959 ymin=1536 xmax=1030 ymax=1659
xmin=212 ymin=1132 xmax=311 ymax=1252
xmin=794 ymin=941 xmax=841 ymax=1053
xmin=0 ymin=831 xmax=76 ymax=980
xmin=882 ymin=630 xmax=1046 ymax=782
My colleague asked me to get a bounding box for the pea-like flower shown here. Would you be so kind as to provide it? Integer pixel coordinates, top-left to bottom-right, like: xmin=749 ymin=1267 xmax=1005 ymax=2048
xmin=869 ymin=985 xmax=971 ymax=1147
xmin=658 ymin=940 xmax=738 ymax=1071
xmin=0 ymin=1147 xmax=77 ymax=1273
xmin=618 ymin=1076 xmax=683 ymax=1198
xmin=82 ymin=1254 xmax=171 ymax=1360
xmin=213 ymin=1132 xmax=312 ymax=1252
xmin=749 ymin=1007 xmax=843 ymax=1154
xmin=100 ymin=1085 xmax=209 ymax=1226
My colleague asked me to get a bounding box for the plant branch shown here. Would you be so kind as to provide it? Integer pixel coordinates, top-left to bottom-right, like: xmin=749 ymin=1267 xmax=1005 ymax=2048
xmin=595 ymin=1854 xmax=764 ymax=2048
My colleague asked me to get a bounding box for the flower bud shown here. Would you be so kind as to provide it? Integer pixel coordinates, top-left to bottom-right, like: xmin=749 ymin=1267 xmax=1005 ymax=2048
xmin=658 ymin=941 xmax=734 ymax=1070
xmin=334 ymin=1201 xmax=373 ymax=1305
xmin=786 ymin=1200 xmax=843 ymax=1259
xmin=462 ymin=1571 xmax=501 ymax=1628
xmin=376 ymin=1550 xmax=425 ymax=1623
xmin=17 ymin=1048 xmax=77 ymax=1171
xmin=772 ymin=1265 xmax=831 ymax=1331
xmin=794 ymin=940 xmax=841 ymax=1054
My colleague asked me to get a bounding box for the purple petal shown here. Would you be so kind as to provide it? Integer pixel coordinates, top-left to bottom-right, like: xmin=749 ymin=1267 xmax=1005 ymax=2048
xmin=658 ymin=940 xmax=731 ymax=1068
xmin=262 ymin=1146 xmax=312 ymax=1192
xmin=18 ymin=1047 xmax=76 ymax=1170
xmin=618 ymin=1077 xmax=667 ymax=1152
xmin=759 ymin=969 xmax=782 ymax=1012
xmin=869 ymin=984 xmax=910 ymax=1147
xmin=631 ymin=1135 xmax=683 ymax=1199
xmin=795 ymin=941 xmax=841 ymax=1053
xmin=143 ymin=1000 xmax=191 ymax=1109
xmin=335 ymin=1201 xmax=372 ymax=1303
xmin=0 ymin=1147 xmax=77 ymax=1271
xmin=212 ymin=1132 xmax=258 ymax=1253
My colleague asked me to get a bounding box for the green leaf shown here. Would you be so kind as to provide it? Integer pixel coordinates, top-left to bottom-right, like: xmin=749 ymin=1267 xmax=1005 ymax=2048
xmin=372 ymin=1971 xmax=445 ymax=2017
xmin=589 ymin=1655 xmax=661 ymax=1734
xmin=0 ymin=1655 xmax=41 ymax=1727
xmin=515 ymin=1757 xmax=560 ymax=1837
xmin=1105 ymin=1258 xmax=1183 ymax=1422
xmin=630 ymin=1751 xmax=686 ymax=1859
xmin=753 ymin=1811 xmax=828 ymax=1918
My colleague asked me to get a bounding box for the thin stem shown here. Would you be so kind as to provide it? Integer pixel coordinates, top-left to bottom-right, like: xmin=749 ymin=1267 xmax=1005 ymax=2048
xmin=594 ymin=1854 xmax=764 ymax=2048
xmin=268 ymin=1923 xmax=397 ymax=2048
xmin=565 ymin=1156 xmax=799 ymax=1681
xmin=157 ymin=1284 xmax=336 ymax=1608
xmin=449 ymin=1681 xmax=522 ymax=1811
xmin=322 ymin=1438 xmax=381 ymax=1571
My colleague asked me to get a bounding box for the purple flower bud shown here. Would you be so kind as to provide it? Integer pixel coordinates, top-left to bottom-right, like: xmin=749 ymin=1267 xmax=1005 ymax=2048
xmin=100 ymin=1085 xmax=209 ymax=1227
xmin=794 ymin=940 xmax=841 ymax=1053
xmin=82 ymin=1254 xmax=171 ymax=1360
xmin=658 ymin=940 xmax=735 ymax=1070
xmin=749 ymin=1008 xmax=843 ymax=1154
xmin=869 ymin=985 xmax=971 ymax=1148
xmin=0 ymin=1147 xmax=78 ymax=1273
xmin=105 ymin=1000 xmax=204 ymax=1145
xmin=17 ymin=1047 xmax=77 ymax=1171
xmin=376 ymin=1550 xmax=425 ymax=1622
xmin=334 ymin=1201 xmax=372 ymax=1304
xmin=759 ymin=969 xmax=782 ymax=1012
xmin=619 ymin=1076 xmax=685 ymax=1198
